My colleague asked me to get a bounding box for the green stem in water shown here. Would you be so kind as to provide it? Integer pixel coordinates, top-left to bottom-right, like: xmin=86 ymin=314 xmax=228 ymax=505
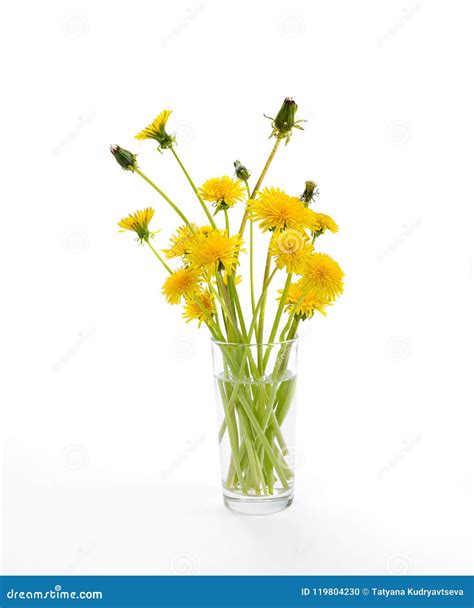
xmin=169 ymin=147 xmax=217 ymax=228
xmin=135 ymin=168 xmax=192 ymax=228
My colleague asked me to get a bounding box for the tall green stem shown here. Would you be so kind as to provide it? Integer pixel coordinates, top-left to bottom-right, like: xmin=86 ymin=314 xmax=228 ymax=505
xmin=262 ymin=272 xmax=293 ymax=370
xmin=257 ymin=250 xmax=272 ymax=370
xmin=135 ymin=168 xmax=192 ymax=228
xmin=238 ymin=138 xmax=281 ymax=239
xmin=145 ymin=240 xmax=172 ymax=274
xmin=245 ymin=180 xmax=256 ymax=316
xmin=169 ymin=147 xmax=217 ymax=228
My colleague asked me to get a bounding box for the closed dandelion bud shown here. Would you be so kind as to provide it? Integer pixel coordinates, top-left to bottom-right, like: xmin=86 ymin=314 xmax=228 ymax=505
xmin=265 ymin=97 xmax=306 ymax=144
xmin=234 ymin=160 xmax=251 ymax=181
xmin=300 ymin=180 xmax=319 ymax=205
xmin=275 ymin=97 xmax=298 ymax=133
xmin=110 ymin=144 xmax=137 ymax=171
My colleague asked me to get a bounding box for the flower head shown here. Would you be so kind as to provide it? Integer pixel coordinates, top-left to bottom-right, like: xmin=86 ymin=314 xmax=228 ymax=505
xmin=118 ymin=207 xmax=155 ymax=242
xmin=249 ymin=187 xmax=307 ymax=232
xmin=162 ymin=267 xmax=202 ymax=305
xmin=110 ymin=144 xmax=137 ymax=171
xmin=270 ymin=229 xmax=313 ymax=274
xmin=135 ymin=110 xmax=175 ymax=150
xmin=199 ymin=176 xmax=246 ymax=213
xmin=303 ymin=209 xmax=339 ymax=236
xmin=234 ymin=160 xmax=251 ymax=181
xmin=281 ymin=279 xmax=330 ymax=320
xmin=163 ymin=224 xmax=214 ymax=259
xmin=300 ymin=180 xmax=319 ymax=205
xmin=300 ymin=253 xmax=344 ymax=301
xmin=187 ymin=229 xmax=243 ymax=274
xmin=265 ymin=98 xmax=305 ymax=144
xmin=182 ymin=289 xmax=215 ymax=326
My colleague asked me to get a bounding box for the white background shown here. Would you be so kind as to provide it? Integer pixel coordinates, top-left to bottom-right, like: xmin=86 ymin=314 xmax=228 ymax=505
xmin=1 ymin=0 xmax=473 ymax=576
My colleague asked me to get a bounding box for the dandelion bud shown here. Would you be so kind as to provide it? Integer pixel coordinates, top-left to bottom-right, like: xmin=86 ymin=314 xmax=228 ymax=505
xmin=234 ymin=160 xmax=251 ymax=181
xmin=110 ymin=144 xmax=137 ymax=171
xmin=274 ymin=98 xmax=298 ymax=133
xmin=265 ymin=97 xmax=305 ymax=144
xmin=300 ymin=180 xmax=319 ymax=205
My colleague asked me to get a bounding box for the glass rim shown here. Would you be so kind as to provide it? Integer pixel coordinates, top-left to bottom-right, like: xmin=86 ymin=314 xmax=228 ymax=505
xmin=211 ymin=336 xmax=298 ymax=347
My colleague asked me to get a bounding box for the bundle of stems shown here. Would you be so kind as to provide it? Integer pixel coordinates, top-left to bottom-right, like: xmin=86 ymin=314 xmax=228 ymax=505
xmin=111 ymin=98 xmax=344 ymax=495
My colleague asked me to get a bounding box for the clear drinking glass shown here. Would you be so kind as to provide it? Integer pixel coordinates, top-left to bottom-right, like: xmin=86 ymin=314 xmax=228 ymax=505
xmin=212 ymin=338 xmax=298 ymax=515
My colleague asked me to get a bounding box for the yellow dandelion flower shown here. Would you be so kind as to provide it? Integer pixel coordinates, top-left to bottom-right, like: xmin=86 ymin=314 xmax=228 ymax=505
xmin=303 ymin=209 xmax=339 ymax=235
xmin=135 ymin=110 xmax=174 ymax=149
xmin=187 ymin=229 xmax=243 ymax=275
xmin=162 ymin=267 xmax=201 ymax=305
xmin=163 ymin=224 xmax=214 ymax=259
xmin=281 ymin=280 xmax=330 ymax=320
xmin=199 ymin=176 xmax=246 ymax=212
xmin=118 ymin=207 xmax=155 ymax=242
xmin=269 ymin=229 xmax=314 ymax=274
xmin=182 ymin=290 xmax=215 ymax=326
xmin=249 ymin=187 xmax=307 ymax=232
xmin=300 ymin=253 xmax=344 ymax=301
xmin=163 ymin=224 xmax=197 ymax=259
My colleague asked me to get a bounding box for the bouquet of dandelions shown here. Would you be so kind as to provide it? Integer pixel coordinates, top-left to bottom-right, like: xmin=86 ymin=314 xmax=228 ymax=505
xmin=111 ymin=98 xmax=344 ymax=513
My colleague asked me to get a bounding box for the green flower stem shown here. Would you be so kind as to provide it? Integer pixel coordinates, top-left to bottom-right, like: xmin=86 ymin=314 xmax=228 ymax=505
xmin=278 ymin=286 xmax=310 ymax=341
xmin=238 ymin=138 xmax=282 ymax=240
xmin=217 ymin=266 xmax=278 ymax=443
xmin=217 ymin=350 xmax=289 ymax=491
xmin=214 ymin=274 xmax=241 ymax=342
xmin=244 ymin=180 xmax=256 ymax=316
xmin=135 ymin=168 xmax=192 ymax=228
xmin=169 ymin=147 xmax=217 ymax=228
xmin=224 ymin=209 xmax=230 ymax=235
xmin=257 ymin=250 xmax=273 ymax=371
xmin=235 ymin=405 xmax=266 ymax=495
xmin=236 ymin=392 xmax=289 ymax=490
xmin=145 ymin=240 xmax=172 ymax=273
xmin=227 ymin=275 xmax=249 ymax=342
xmin=262 ymin=272 xmax=293 ymax=370
xmin=217 ymin=379 xmax=247 ymax=494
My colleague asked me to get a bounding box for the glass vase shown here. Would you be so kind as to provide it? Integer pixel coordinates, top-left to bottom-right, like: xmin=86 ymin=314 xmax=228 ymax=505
xmin=211 ymin=338 xmax=298 ymax=515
